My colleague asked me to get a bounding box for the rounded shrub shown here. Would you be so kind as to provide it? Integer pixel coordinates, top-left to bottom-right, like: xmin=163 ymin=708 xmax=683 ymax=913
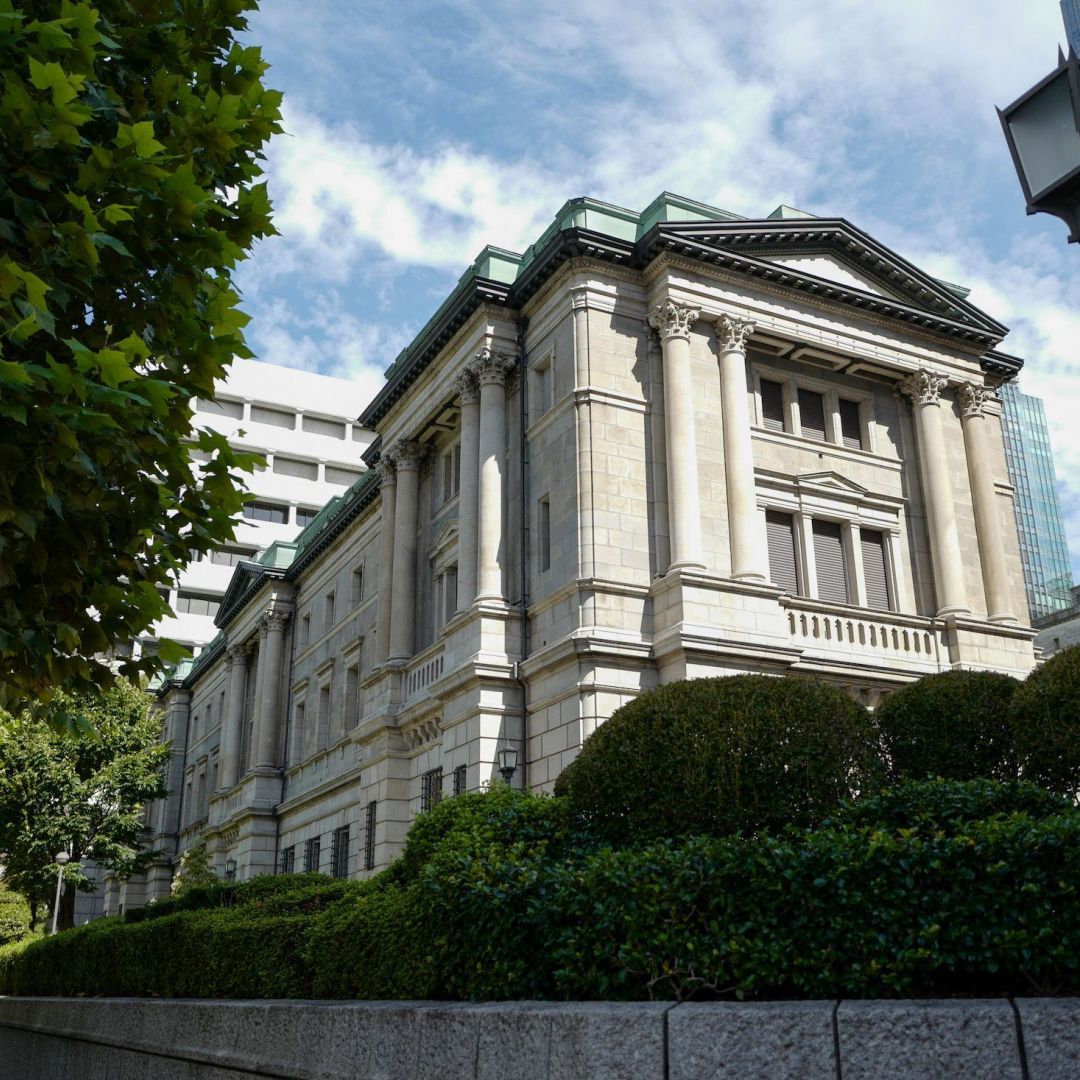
xmin=0 ymin=891 xmax=31 ymax=946
xmin=874 ymin=669 xmax=1020 ymax=782
xmin=553 ymin=675 xmax=883 ymax=844
xmin=1011 ymin=644 xmax=1080 ymax=797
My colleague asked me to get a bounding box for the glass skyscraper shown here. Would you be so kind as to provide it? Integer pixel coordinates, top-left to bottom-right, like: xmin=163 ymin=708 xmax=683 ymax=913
xmin=1063 ymin=0 xmax=1080 ymax=54
xmin=999 ymin=381 xmax=1073 ymax=620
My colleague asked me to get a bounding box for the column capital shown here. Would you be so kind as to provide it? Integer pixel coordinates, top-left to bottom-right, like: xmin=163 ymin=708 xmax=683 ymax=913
xmin=469 ymin=346 xmax=516 ymax=386
xmin=716 ymin=314 xmax=755 ymax=354
xmin=374 ymin=458 xmax=396 ymax=488
xmin=385 ymin=439 xmax=427 ymax=472
xmin=451 ymin=368 xmax=481 ymax=405
xmin=898 ymin=368 xmax=948 ymax=407
xmin=648 ymin=299 xmax=700 ymax=341
xmin=958 ymin=382 xmax=995 ymax=419
xmin=263 ymin=611 xmax=289 ymax=634
xmin=224 ymin=645 xmax=247 ymax=669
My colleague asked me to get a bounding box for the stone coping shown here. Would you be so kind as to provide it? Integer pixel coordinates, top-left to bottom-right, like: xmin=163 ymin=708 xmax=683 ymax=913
xmin=0 ymin=996 xmax=1076 ymax=1079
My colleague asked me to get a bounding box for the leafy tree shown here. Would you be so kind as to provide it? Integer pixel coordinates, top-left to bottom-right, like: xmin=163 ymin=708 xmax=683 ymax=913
xmin=0 ymin=678 xmax=169 ymax=930
xmin=0 ymin=0 xmax=281 ymax=709
xmin=171 ymin=841 xmax=217 ymax=897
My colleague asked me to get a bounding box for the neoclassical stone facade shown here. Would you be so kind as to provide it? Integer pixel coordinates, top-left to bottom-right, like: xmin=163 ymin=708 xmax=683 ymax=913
xmin=113 ymin=194 xmax=1037 ymax=905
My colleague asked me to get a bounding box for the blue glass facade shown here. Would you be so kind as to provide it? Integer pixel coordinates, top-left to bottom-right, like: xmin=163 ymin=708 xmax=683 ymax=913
xmin=999 ymin=381 xmax=1073 ymax=620
xmin=1063 ymin=0 xmax=1080 ymax=54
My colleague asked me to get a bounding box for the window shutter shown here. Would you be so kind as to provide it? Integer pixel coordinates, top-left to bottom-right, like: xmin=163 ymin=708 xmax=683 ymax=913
xmin=839 ymin=399 xmax=862 ymax=449
xmin=766 ymin=510 xmax=800 ymax=594
xmin=860 ymin=529 xmax=891 ymax=610
xmin=760 ymin=379 xmax=786 ymax=431
xmin=798 ymin=389 xmax=827 ymax=441
xmin=813 ymin=520 xmax=850 ymax=604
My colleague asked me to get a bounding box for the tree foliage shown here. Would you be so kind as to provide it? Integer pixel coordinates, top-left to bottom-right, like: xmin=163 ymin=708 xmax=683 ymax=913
xmin=0 ymin=678 xmax=169 ymax=927
xmin=170 ymin=841 xmax=217 ymax=897
xmin=0 ymin=0 xmax=281 ymax=708
xmin=1010 ymin=644 xmax=1080 ymax=797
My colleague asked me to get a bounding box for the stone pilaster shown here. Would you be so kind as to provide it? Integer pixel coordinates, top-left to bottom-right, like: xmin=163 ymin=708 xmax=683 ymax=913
xmin=716 ymin=314 xmax=767 ymax=582
xmin=387 ymin=440 xmax=425 ymax=659
xmin=454 ymin=369 xmax=481 ymax=610
xmin=648 ymin=299 xmax=704 ymax=571
xmin=898 ymin=369 xmax=970 ymax=617
xmin=254 ymin=612 xmax=289 ymax=768
xmin=374 ymin=460 xmax=397 ymax=662
xmin=959 ymin=382 xmax=1016 ymax=623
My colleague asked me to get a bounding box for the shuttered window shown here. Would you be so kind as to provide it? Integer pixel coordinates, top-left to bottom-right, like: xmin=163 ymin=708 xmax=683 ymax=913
xmin=813 ymin=520 xmax=850 ymax=604
xmin=860 ymin=529 xmax=891 ymax=610
xmin=798 ymin=389 xmax=827 ymax=441
xmin=839 ymin=399 xmax=863 ymax=449
xmin=759 ymin=379 xmax=786 ymax=431
xmin=766 ymin=510 xmax=800 ymax=594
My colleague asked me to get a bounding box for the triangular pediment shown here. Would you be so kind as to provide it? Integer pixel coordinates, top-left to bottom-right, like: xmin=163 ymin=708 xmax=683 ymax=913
xmin=755 ymin=252 xmax=908 ymax=302
xmin=214 ymin=561 xmax=266 ymax=628
xmin=795 ymin=471 xmax=869 ymax=496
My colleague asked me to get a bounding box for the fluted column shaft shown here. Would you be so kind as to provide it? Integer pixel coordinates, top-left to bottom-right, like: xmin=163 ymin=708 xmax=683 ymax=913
xmin=717 ymin=315 xmax=767 ymax=582
xmin=254 ymin=612 xmax=288 ymax=768
xmin=900 ymin=370 xmax=969 ymax=617
xmin=218 ymin=645 xmax=248 ymax=789
xmin=649 ymin=300 xmax=704 ymax=571
xmin=375 ymin=462 xmax=397 ymax=662
xmin=455 ymin=371 xmax=481 ymax=609
xmin=388 ymin=442 xmax=423 ymax=659
xmin=474 ymin=348 xmax=514 ymax=601
xmin=960 ymin=383 xmax=1016 ymax=623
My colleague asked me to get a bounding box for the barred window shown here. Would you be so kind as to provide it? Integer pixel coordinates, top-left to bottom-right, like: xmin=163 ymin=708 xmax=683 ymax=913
xmin=363 ymin=802 xmax=377 ymax=871
xmin=330 ymin=826 xmax=350 ymax=879
xmin=279 ymin=846 xmax=295 ymax=875
xmin=453 ymin=764 xmax=467 ymax=796
xmin=303 ymin=836 xmax=321 ymax=873
xmin=421 ymin=767 xmax=443 ymax=812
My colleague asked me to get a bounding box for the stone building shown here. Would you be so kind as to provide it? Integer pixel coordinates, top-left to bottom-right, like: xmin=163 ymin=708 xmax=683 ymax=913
xmin=112 ymin=193 xmax=1037 ymax=907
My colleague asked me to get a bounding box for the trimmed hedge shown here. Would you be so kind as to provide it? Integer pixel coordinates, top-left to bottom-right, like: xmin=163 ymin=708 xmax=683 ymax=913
xmin=554 ymin=675 xmax=883 ymax=844
xmin=875 ymin=669 xmax=1020 ymax=782
xmin=1011 ymin=644 xmax=1080 ymax=797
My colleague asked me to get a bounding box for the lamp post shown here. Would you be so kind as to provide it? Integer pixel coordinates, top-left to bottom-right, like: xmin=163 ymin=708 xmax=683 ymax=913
xmin=50 ymin=852 xmax=70 ymax=936
xmin=998 ymin=47 xmax=1080 ymax=243
xmin=224 ymin=858 xmax=237 ymax=882
xmin=497 ymin=745 xmax=519 ymax=786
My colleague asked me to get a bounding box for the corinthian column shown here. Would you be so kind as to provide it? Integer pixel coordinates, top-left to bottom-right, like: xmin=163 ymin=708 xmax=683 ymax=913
xmin=717 ymin=314 xmax=767 ymax=582
xmin=472 ymin=347 xmax=516 ymax=601
xmin=898 ymin=370 xmax=970 ymax=617
xmin=648 ymin=299 xmax=704 ymax=571
xmin=387 ymin=440 xmax=424 ymax=659
xmin=959 ymin=383 xmax=1016 ymax=623
xmin=375 ymin=460 xmax=396 ymax=662
xmin=217 ymin=645 xmax=248 ymax=790
xmin=453 ymin=369 xmax=481 ymax=609
xmin=254 ymin=612 xmax=289 ymax=768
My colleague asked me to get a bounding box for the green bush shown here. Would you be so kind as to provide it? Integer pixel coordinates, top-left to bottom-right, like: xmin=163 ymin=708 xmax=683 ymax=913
xmin=875 ymin=670 xmax=1020 ymax=782
xmin=0 ymin=891 xmax=31 ymax=946
xmin=830 ymin=778 xmax=1070 ymax=834
xmin=1011 ymin=644 xmax=1080 ymax=797
xmin=554 ymin=675 xmax=883 ymax=844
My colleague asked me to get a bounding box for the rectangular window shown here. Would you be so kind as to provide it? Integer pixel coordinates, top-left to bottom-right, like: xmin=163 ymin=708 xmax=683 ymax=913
xmin=292 ymin=701 xmax=305 ymax=763
xmin=443 ymin=565 xmax=458 ymax=626
xmin=331 ymin=826 xmax=350 ymax=879
xmin=302 ymin=415 xmax=346 ymax=439
xmin=533 ymin=355 xmax=553 ymax=415
xmin=421 ymin=767 xmax=443 ymax=813
xmin=838 ymin=399 xmax=863 ymax=449
xmin=765 ymin=510 xmax=800 ymax=594
xmin=860 ymin=529 xmax=892 ymax=611
xmin=324 ymin=591 xmax=336 ymax=631
xmin=218 ymin=691 xmax=226 ymax=732
xmin=273 ymin=456 xmax=318 ymax=480
xmin=279 ymin=846 xmax=295 ymax=875
xmin=175 ymin=592 xmax=221 ymax=617
xmin=303 ymin=836 xmax=321 ymax=873
xmin=345 ymin=664 xmax=359 ymax=730
xmin=318 ymin=684 xmax=331 ymax=748
xmin=195 ymin=397 xmax=243 ymax=418
xmin=300 ymin=613 xmax=311 ymax=648
xmin=363 ymin=802 xmax=377 ymax=871
xmin=210 ymin=546 xmax=256 ymax=567
xmin=326 ymin=465 xmax=362 ymax=487
xmin=351 ymin=566 xmax=364 ymax=606
xmin=441 ymin=445 xmax=461 ymax=503
xmin=759 ymin=378 xmax=786 ymax=432
xmin=453 ymin=764 xmax=467 ymax=796
xmin=243 ymin=500 xmax=289 ymax=524
xmin=251 ymin=404 xmax=294 ymax=428
xmin=813 ymin=520 xmax=851 ymax=604
xmin=798 ymin=388 xmax=828 ymax=442
xmin=538 ymin=496 xmax=551 ymax=572
xmin=296 ymin=506 xmax=320 ymax=528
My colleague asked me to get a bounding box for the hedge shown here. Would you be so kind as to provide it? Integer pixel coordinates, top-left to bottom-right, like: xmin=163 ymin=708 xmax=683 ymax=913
xmin=1011 ymin=644 xmax=1080 ymax=796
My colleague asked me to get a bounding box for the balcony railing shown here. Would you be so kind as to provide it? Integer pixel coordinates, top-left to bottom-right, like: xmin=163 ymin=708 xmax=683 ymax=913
xmin=404 ymin=642 xmax=444 ymax=702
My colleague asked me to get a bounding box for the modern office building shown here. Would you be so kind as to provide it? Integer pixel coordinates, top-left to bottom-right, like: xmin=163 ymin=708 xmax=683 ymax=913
xmin=998 ymin=380 xmax=1073 ymax=620
xmin=1063 ymin=0 xmax=1080 ymax=53
xmin=111 ymin=192 xmax=1037 ymax=910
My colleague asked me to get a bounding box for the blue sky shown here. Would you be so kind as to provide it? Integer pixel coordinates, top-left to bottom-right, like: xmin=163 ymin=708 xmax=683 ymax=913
xmin=237 ymin=0 xmax=1080 ymax=575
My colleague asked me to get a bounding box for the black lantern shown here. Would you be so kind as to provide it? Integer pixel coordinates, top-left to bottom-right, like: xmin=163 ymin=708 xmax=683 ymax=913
xmin=998 ymin=47 xmax=1080 ymax=243
xmin=224 ymin=858 xmax=237 ymax=881
xmin=497 ymin=745 xmax=519 ymax=785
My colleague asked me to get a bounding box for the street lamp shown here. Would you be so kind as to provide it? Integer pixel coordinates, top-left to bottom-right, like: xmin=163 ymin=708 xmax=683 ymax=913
xmin=497 ymin=745 xmax=519 ymax=786
xmin=224 ymin=858 xmax=237 ymax=882
xmin=998 ymin=47 xmax=1080 ymax=243
xmin=50 ymin=852 xmax=70 ymax=936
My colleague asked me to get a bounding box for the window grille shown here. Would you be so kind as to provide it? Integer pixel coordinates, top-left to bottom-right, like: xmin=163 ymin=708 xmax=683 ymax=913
xmin=421 ymin=767 xmax=443 ymax=812
xmin=813 ymin=520 xmax=850 ymax=604
xmin=453 ymin=764 xmax=467 ymax=796
xmin=364 ymin=802 xmax=377 ymax=871
xmin=304 ymin=836 xmax=321 ymax=873
xmin=331 ymin=826 xmax=350 ymax=879
xmin=798 ymin=388 xmax=828 ymax=441
xmin=759 ymin=379 xmax=786 ymax=431
xmin=838 ymin=398 xmax=863 ymax=449
xmin=279 ymin=846 xmax=295 ymax=875
xmin=860 ymin=529 xmax=892 ymax=610
xmin=765 ymin=510 xmax=800 ymax=594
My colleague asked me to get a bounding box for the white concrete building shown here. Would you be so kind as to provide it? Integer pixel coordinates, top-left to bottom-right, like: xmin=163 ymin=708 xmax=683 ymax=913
xmin=113 ymin=193 xmax=1038 ymax=910
xmin=134 ymin=358 xmax=374 ymax=656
